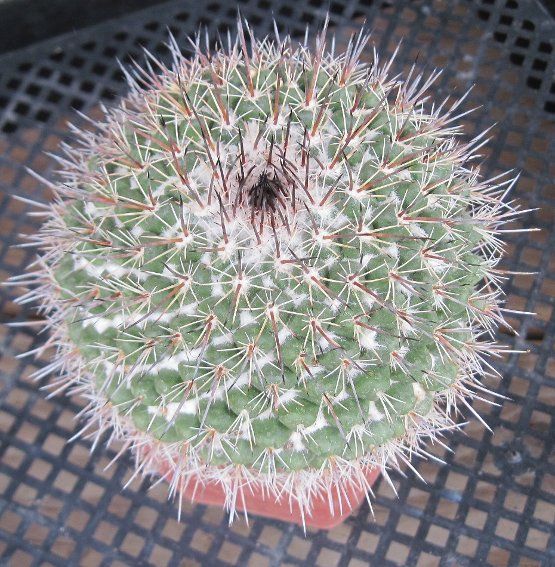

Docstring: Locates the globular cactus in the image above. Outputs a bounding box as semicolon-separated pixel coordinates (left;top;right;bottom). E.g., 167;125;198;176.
18;19;520;524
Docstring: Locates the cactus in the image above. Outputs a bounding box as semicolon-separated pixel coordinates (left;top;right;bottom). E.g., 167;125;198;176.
19;19;521;524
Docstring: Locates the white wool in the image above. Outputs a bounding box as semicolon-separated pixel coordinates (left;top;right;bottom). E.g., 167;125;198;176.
278;326;291;342
180;347;203;364
91;318;113;334
384;244;399;259
213;332;233;346
359;328;380;350
210;282;225;297
257;351;275;368
177;302;198;316
288;431;306;452
74;256;104;279
257;389;298;420
413;382;427;402
149;399;198;419
303;410;328;434
84;201;99;218
131;224;145;238
239;310;257;327
368;401;385;422
334;389;350;402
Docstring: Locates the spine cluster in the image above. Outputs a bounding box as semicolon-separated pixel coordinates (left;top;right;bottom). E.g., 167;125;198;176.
14;19;524;525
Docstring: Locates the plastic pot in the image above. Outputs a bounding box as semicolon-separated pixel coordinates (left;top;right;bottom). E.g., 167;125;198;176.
153;454;380;529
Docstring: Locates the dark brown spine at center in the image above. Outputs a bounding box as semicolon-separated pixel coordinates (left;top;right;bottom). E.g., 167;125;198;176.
247;172;288;212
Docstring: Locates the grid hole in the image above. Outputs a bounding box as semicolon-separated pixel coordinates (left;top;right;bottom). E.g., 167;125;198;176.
1;120;16;133
515;36;530;48
133;36;149;47
330;1;345;14
25;84;41;96
34;109;50;122
49;50;65;62
499;14;513;25
145;21;159;31
70;56;86;69
14;102;29;116
532;58;547;72
103;46;118;58
37;67;52;79
111;70;125;82
92;63;107;76
526;76;541;90
101;88;117;100
525;328;545;341
80;81;95;93
46;91;62;104
71;98;84;111
7;78;21;89
58;73;73;86
509;52;525;65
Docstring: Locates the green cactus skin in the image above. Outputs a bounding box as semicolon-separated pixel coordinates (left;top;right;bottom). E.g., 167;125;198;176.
19;19;519;524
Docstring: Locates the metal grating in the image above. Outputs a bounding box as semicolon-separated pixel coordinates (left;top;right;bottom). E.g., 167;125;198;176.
0;0;553;565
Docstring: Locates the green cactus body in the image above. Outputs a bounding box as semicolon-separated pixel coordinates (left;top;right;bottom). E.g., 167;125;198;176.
22;20;515;522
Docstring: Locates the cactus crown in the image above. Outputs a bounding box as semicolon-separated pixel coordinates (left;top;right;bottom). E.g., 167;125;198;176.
21;19;519;524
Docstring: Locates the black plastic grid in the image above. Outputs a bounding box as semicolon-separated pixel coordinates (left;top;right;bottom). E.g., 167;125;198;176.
0;1;553;566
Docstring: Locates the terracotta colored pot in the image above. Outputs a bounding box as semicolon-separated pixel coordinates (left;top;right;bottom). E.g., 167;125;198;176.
178;468;381;529
152;452;381;529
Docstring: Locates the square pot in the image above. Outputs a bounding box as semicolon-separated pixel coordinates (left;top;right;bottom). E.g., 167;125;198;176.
153;455;380;529
181;468;380;529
